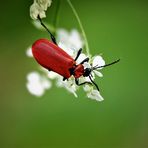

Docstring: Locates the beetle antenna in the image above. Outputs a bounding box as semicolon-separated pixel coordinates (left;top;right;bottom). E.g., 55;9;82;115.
93;59;120;70
37;15;57;45
89;75;100;91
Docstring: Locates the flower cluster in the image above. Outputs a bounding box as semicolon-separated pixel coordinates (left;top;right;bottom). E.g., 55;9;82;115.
27;0;105;101
30;0;52;19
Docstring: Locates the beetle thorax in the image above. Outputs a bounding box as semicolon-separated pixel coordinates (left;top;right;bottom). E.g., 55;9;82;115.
73;64;84;78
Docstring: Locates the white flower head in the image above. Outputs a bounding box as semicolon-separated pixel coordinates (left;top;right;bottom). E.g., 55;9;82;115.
58;42;74;56
57;29;84;57
92;55;105;69
36;0;52;11
83;84;104;101
26;47;33;57
76;53;87;64
26;72;51;96
87;89;104;101
92;55;105;77
56;76;78;97
30;0;52;20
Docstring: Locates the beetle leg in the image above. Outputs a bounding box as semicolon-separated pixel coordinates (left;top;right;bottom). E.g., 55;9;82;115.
75;78;92;86
89;75;100;91
63;77;67;81
74;48;82;61
37;15;57;45
80;57;89;64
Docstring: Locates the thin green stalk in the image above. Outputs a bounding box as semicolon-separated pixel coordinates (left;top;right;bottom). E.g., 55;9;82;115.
67;0;90;56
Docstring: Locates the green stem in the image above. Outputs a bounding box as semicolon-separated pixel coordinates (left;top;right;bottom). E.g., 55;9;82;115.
67;0;90;56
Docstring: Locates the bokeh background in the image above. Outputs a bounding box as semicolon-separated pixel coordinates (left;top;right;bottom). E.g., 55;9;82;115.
0;0;148;147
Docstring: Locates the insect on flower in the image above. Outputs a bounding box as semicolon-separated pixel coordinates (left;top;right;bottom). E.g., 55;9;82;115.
31;16;120;92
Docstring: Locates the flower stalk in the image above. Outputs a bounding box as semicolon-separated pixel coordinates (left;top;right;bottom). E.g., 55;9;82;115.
67;0;90;56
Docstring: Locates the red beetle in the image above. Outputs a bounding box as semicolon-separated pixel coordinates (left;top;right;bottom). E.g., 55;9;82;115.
32;16;120;91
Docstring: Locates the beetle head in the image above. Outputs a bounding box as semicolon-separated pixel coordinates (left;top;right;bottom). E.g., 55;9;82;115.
83;68;92;77
83;59;120;77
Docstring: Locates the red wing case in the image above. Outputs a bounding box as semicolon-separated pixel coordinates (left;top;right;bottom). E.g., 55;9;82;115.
32;39;76;78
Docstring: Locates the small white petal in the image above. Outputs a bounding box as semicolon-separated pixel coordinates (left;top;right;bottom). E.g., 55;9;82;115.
26;72;51;97
57;29;84;57
41;78;51;89
26;72;44;96
58;42;74;56
65;83;78;98
26;47;33;57
73;92;78;98
27;72;40;82
92;56;105;69
94;70;103;77
69;29;84;50
83;62;91;69
56;76;78;97
47;71;58;79
87;90;104;101
57;29;69;44
55;76;63;87
76;53;87;64
40;67;58;80
27;82;44;96
84;76;91;83
83;84;93;92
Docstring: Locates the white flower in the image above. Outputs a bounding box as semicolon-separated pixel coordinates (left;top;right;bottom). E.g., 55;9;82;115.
58;42;74;57
26;72;51;96
30;2;45;19
57;29;84;57
92;55;105;69
83;84;92;92
83;62;91;69
92;56;105;77
87;89;104;101
56;76;78;97
26;47;33;57
82;55;105;101
83;55;105;78
47;71;59;79
36;0;52;11
30;0;52;20
76;53;87;64
83;85;104;101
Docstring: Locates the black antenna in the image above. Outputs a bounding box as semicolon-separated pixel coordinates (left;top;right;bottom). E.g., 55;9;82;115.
37;15;57;45
93;59;120;70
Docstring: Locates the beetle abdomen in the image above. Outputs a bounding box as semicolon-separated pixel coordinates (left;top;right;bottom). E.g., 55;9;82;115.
32;39;76;78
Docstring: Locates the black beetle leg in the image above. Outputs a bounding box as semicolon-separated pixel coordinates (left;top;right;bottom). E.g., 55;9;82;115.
75;78;92;86
80;57;89;64
89;75;100;91
63;77;67;81
74;48;82;61
38;15;57;45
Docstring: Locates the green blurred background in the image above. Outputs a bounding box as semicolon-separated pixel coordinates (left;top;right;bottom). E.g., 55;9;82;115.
0;0;148;147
